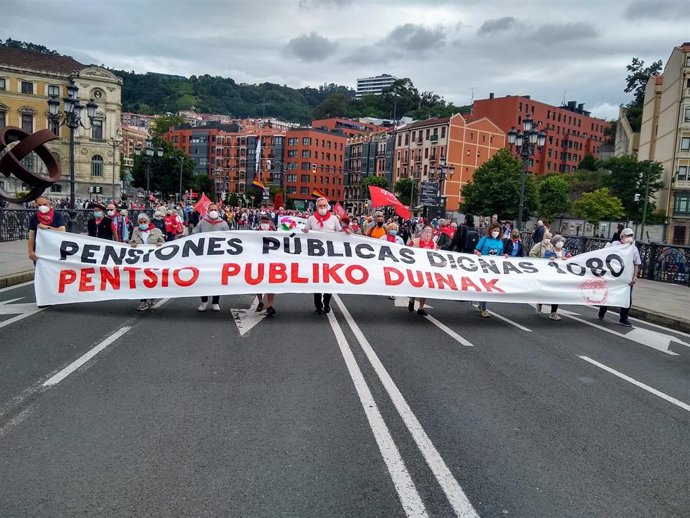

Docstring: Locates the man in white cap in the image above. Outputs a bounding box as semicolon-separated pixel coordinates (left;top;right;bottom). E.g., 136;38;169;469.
597;227;641;327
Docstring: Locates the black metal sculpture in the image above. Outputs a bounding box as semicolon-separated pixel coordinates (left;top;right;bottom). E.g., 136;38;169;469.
0;127;61;203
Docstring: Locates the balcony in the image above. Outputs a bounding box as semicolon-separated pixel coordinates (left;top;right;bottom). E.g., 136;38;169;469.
674;179;690;189
430;135;439;144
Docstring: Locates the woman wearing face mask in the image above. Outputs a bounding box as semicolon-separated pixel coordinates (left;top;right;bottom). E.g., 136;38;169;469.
129;213;165;311
535;234;572;321
381;222;405;245
473;223;504;317
406;225;438;316
502;229;524;258
151;210;166;233
192;204;230;312
28;196;66;264
254;214;278;316
529;231;553;259
87;203;116;241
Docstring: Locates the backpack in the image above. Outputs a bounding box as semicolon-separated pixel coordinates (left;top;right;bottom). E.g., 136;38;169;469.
462;225;479;253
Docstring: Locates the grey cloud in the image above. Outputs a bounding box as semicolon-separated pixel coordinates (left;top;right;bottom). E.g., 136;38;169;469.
534;22;598;41
383;23;446;51
623;0;685;20
478;17;517;34
298;0;353;8
285;32;338;62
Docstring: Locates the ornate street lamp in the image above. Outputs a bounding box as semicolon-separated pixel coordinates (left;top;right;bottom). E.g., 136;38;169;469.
507;117;546;229
47;78;98;209
135;138;163;205
431;153;455;219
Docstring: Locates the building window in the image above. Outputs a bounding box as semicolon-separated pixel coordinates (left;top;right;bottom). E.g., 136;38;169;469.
288;150;298;158
91;155;104;177
21;81;33;94
685;107;690;123
49;118;60;135
302;137;311;146
48;85;60;97
678;166;688;181
674;193;690;215
286;174;297;183
0;78;6;91
302;150;311;158
91;119;103;140
301;174;311;182
21;112;33;132
682;137;690;151
441;127;446;139
300;186;309;195
301;162;311;170
0;110;5;128
50;184;62;193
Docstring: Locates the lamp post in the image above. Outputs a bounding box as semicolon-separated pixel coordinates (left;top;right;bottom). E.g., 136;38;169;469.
134;137;163;206
640;165;652;242
47;79;98;209
507;118;546;230
173;154;185;203
107;131;122;200
431;153;455;219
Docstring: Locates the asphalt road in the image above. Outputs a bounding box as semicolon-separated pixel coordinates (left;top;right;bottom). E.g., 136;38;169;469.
0;282;688;517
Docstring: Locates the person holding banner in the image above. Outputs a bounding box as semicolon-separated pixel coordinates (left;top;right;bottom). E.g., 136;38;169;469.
474;223;504;318
130;213;166;311
366;211;388;239
407;225;437;316
534;234;571;321
597;228;641;327
28;196;65;264
302;197;343;315
193;203;229;312
255;213;277;317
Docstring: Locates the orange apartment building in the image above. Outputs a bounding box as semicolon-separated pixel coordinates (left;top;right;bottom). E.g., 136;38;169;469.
472;94;610;174
392;113;505;212
283;128;347;207
311;118;383;137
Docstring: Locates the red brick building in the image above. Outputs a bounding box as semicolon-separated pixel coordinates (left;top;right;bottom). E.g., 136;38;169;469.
283;128;347;206
471;95;610;174
311;118;382;137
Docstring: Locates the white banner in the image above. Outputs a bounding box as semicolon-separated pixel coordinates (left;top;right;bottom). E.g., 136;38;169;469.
35;230;635;307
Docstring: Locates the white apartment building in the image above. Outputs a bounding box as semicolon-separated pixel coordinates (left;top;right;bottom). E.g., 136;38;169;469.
356;74;398;99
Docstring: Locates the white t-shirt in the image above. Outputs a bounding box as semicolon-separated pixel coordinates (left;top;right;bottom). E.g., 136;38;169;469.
304;213;342;232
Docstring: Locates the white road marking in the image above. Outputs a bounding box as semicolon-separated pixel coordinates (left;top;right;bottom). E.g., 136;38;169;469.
487;310;532;332
581;305;690;340
579;356;690;413
150;298;170;309
0;281;33;293
0;407;33;439
393;298;433;309
333;294;479;518
0;304;44;330
0;297;24;304
42;326;132;387
326;310;428;517
231;298;267;337
561;313;680;356
424;314;474;347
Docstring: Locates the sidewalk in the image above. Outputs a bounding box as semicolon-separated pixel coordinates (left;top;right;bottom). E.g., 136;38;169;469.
1;239;688;332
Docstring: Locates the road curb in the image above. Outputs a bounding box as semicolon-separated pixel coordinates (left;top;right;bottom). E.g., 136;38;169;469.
629;307;690;334
0;270;34;289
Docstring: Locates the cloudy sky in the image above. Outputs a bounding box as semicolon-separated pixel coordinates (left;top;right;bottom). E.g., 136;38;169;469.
3;0;689;120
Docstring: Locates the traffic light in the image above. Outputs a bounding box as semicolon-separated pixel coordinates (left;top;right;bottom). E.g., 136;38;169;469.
312;163;317;173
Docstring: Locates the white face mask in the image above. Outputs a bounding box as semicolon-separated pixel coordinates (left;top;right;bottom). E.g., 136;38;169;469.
260;223;270;230
317;208;328;216
491;231;499;238
107;210;115;216
543;239;551;245
37;205;51;214
208;210;219;219
554;241;563;249
623;236;634;244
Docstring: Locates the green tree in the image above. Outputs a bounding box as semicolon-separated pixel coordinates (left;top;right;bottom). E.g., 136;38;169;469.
599;156;664;222
361;175;389;197
394;177;416;206
459;149;537;220
312;93;349;119
190;174;213;198
625;57;663;108
228;193;240;207
578;154;598;171
537;175;571;221
150;114;185;136
573;188;624;229
565;169;607;203
130;139;195;197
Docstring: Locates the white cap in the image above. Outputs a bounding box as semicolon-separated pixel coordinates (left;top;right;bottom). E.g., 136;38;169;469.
621;227;634;237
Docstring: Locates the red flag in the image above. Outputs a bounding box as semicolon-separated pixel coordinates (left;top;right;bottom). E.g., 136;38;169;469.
333;202;347;219
368;186;411;219
194;193;213;216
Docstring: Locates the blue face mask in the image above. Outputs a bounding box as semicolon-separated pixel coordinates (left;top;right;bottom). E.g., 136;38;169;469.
94;211;103;218
390;230;398;235
139;223;149;230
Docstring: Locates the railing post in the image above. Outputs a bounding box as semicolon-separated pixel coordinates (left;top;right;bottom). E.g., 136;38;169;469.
646;242;658;281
